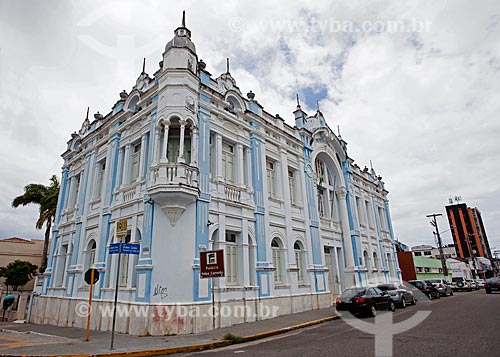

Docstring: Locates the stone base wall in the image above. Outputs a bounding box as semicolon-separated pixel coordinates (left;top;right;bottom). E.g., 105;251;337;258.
30;292;332;335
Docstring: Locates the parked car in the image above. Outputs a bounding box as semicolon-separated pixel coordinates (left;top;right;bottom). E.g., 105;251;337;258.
475;279;485;288
466;279;480;290
484;277;500;294
335;287;395;317
451;277;472;291
408;280;440;300
427;278;453;296
377;283;416;308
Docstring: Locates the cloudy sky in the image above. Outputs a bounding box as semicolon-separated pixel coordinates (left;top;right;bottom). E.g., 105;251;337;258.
1;0;499;251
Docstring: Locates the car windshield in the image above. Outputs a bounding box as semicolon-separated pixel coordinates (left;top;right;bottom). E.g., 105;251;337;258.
387;290;398;296
341;288;366;298
428;279;441;283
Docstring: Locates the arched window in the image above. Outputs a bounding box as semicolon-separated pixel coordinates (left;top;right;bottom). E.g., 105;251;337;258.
165;118;192;164
225;231;239;285
227;96;242;113
363;250;370;270
119;230;131;287
294;241;306;284
271;239;283;284
314;157;339;221
85;239;97;270
128;96;140;111
373;252;379;270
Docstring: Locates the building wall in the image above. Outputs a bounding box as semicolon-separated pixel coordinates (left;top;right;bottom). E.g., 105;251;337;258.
37;16;401;335
0;237;43;291
397;252;416;281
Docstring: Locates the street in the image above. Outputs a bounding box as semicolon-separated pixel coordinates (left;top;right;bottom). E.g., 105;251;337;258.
183;290;500;357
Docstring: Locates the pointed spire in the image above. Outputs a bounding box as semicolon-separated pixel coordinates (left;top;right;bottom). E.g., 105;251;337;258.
182;10;186;27
316;100;320;112
337;125;341;136
296;93;301;108
226;58;230;74
142;58;146;73
86;107;89;120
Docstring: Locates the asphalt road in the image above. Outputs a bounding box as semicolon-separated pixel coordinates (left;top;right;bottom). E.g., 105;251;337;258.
183;289;500;357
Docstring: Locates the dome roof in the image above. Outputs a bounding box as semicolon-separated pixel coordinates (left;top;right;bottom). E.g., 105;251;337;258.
165;32;196;54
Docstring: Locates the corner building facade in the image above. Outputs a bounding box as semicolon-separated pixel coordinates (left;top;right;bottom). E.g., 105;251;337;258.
34;17;401;335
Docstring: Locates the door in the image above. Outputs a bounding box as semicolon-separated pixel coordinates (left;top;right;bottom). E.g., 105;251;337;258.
324;247;336;295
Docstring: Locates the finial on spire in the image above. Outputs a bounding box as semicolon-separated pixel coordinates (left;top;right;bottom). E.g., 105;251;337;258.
182;10;186;27
316;100;320;111
226;58;230;73
296;94;301;108
142;58;146;73
86;107;90;120
337;125;341;136
370;160;373;170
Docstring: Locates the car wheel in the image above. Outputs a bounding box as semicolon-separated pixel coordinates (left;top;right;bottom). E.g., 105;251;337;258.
450;290;454;296
389;301;395;312
411;296;416;305
436;293;440;299
428;293;432;300
486;289;491;294
370;305;377;317
401;298;406;309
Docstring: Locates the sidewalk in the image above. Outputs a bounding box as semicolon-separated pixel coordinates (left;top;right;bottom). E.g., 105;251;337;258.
0;307;337;356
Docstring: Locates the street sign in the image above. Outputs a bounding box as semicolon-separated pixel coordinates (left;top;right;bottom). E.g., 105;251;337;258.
200;250;225;278
109;242;140;255
122;243;140;255
84;268;99;285
116;219;128;239
109;243;121;254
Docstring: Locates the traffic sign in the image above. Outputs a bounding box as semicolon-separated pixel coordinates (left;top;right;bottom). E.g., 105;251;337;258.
109;242;140;255
85;268;99;285
122;243;140;255
109;243;121;254
200;250;225;278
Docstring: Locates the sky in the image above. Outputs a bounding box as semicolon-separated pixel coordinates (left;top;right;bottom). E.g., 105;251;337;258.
1;0;499;251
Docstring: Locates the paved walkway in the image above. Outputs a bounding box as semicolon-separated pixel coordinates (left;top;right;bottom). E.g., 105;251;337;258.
0;307;337;356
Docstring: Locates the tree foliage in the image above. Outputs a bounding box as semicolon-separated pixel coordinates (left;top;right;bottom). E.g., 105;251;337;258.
0;260;38;292
12;175;60;271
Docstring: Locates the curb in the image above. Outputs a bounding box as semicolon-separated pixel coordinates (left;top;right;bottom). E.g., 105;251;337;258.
0;315;338;357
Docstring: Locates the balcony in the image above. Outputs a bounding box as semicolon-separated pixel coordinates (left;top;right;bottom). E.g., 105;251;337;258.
148;162;199;226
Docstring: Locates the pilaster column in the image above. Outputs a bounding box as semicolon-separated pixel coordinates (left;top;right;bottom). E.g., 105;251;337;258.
116;147;124;188
161;120;170;162
153;127;161;165
139;133;147;180
191;127;198;165
178;119;186;163
337;186;355;269
236;143;244;186
245;147;253;192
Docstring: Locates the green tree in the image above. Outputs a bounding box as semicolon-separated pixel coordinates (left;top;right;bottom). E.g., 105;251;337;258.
0;260;38;292
12;175;60;271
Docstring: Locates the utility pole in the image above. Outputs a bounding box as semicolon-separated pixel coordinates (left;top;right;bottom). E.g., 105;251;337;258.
427;213;449;277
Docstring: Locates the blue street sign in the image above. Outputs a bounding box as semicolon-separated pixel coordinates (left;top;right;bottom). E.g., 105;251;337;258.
109;243;120;254
122;243;140;255
109;242;140;254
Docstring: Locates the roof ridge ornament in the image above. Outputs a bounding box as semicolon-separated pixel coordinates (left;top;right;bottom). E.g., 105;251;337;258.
182;10;186;27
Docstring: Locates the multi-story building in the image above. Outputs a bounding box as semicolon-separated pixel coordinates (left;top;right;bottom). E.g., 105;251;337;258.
33;14;401;335
411;244;457;259
445;203;492;259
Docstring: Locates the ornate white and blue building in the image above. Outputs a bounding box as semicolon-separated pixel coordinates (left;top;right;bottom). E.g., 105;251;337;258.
33;14;401;335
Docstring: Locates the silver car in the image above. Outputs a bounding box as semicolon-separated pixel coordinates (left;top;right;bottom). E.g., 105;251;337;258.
427;278;453;296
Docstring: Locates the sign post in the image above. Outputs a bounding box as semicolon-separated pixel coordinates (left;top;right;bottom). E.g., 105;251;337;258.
110;219;127;350
200;250;224;340
84;268;99;341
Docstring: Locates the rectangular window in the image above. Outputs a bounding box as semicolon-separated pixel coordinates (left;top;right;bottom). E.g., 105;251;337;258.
95;161;106;198
209;135;215;178
288;169;296;204
131;143;141;181
356;197;364;225
296;251;304;284
365;201;373;227
225;232;238;285
167;127;180;163
272;248;282;284
329;190;337;220
222;142;235;184
318;189;325;217
72;175;81;208
267;160;276;198
57;244;68;286
119;231;131;287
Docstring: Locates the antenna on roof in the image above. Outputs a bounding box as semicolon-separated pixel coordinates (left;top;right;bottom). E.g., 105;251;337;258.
182;10;186;27
142;58;146;73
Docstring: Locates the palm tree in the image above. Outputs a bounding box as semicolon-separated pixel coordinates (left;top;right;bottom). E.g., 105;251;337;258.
12;175;60;271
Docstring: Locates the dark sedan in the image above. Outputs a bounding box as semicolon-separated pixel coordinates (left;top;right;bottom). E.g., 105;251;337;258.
408;280;440;300
484;277;500;294
335;287;395;317
377;283;416;308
